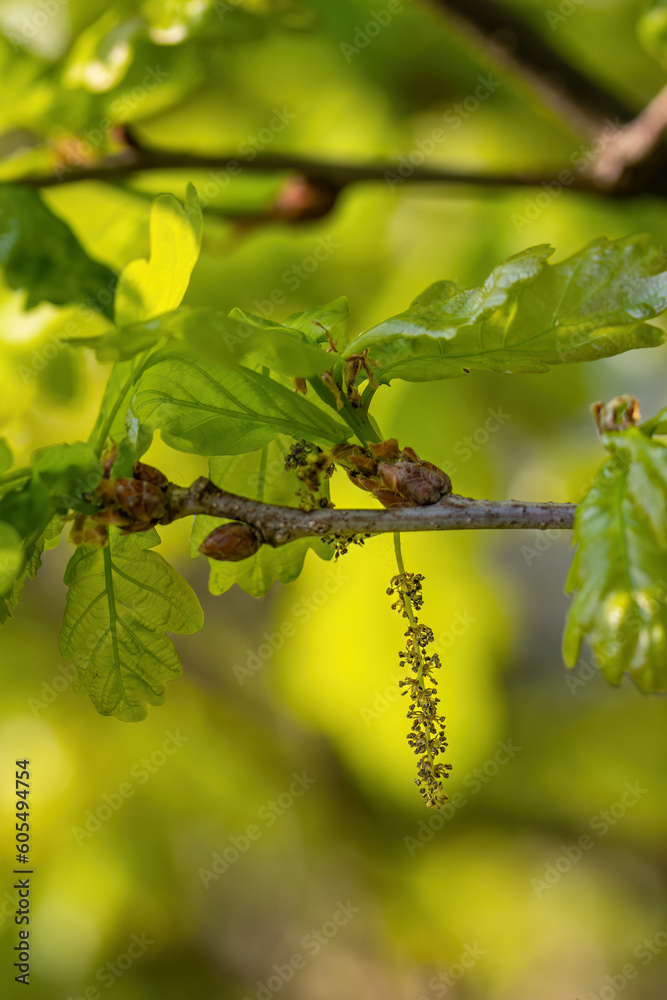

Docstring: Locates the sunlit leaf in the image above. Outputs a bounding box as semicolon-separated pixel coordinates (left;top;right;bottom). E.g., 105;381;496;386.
344;238;667;383
228;308;334;375
60;528;203;721
284;297;350;347
114;184;203;326
133;346;349;454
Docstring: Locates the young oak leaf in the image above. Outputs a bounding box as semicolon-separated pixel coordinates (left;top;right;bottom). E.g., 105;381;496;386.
60;528;203;721
227;309;336;376
0;515;64;624
343;237;667;382
133;346;349;455
564;426;667;693
114;184;203;327
283;297;350;347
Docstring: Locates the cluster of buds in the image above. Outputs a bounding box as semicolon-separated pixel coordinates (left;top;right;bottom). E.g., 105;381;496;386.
70;452;169;549
333;439;452;508
387;571;452;809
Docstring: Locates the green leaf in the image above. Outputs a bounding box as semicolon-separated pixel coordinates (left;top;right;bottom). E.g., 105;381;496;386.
76;304;337;378
0;442;100;622
60;528;203;721
228;309;335;375
114;185;203;327
284;297;350;347
0;439;12;476
0;185;117;317
638;2;667;68
31;441;102;513
133;346;349;455
190;438;332;597
0;515;64;624
564;426;667;693
88;357;148;453
0;522;23;597
63;9;139;93
344;238;667;383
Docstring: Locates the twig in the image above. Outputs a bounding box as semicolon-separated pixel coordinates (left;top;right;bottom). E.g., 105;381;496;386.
164;478;576;552
17;146;603;193
422;0;635;136
592;82;667;189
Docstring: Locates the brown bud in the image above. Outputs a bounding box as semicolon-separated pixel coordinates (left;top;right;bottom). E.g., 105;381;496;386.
368;439;401;462
113;479;166;522
199;522;262;562
378;461;452;506
133;461;170;489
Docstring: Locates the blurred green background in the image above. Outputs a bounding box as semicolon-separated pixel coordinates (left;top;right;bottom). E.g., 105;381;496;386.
1;0;667;997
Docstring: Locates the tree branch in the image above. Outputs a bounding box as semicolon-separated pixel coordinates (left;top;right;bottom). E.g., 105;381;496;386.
17;146;603;193
592;81;667;189
421;0;635;136
164;478;576;553
15;141;667;202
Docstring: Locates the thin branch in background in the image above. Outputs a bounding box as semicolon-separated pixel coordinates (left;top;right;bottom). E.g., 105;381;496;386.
10;2;667;206
421;0;636;136
592;82;667;189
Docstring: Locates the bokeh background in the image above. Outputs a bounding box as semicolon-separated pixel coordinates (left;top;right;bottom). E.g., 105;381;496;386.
1;0;667;997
